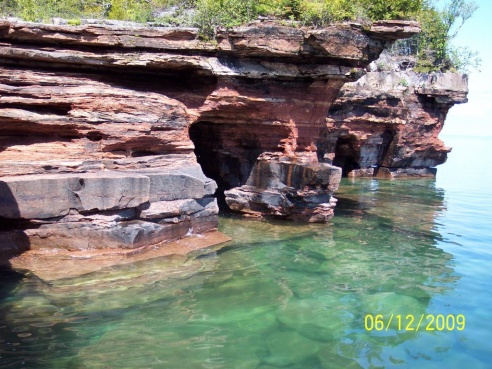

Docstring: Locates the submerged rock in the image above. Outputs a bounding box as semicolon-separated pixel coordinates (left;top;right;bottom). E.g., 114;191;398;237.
262;331;320;367
277;296;354;342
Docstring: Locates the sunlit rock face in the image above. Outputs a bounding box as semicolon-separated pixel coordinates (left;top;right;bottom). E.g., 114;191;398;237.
0;19;419;264
322;52;468;178
224;153;341;222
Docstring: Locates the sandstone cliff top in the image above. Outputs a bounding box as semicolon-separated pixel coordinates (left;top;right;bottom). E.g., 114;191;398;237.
0;19;419;64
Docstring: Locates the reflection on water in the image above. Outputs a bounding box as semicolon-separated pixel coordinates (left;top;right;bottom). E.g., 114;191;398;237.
0;176;488;368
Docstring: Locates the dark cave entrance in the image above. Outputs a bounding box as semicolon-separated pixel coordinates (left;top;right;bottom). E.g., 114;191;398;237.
189;121;270;211
333;135;360;177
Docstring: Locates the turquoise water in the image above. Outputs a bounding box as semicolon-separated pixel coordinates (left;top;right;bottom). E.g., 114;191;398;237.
0;135;491;368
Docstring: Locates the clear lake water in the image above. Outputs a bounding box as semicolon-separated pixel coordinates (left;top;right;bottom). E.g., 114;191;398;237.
0;135;491;368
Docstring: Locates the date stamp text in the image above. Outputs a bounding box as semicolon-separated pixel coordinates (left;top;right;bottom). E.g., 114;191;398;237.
364;314;466;332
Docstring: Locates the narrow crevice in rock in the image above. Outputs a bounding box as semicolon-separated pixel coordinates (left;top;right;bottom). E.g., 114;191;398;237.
377;128;396;165
0;103;72;115
0;217;34;231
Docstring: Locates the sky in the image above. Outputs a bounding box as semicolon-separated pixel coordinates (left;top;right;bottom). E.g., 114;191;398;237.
439;0;492;137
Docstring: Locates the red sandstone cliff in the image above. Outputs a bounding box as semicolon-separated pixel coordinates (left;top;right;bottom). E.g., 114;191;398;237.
322;52;468;178
0;19;419;267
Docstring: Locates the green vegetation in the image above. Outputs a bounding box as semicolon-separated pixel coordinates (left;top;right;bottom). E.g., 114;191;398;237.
398;77;409;87
406;0;480;73
0;0;480;72
0;0;425;26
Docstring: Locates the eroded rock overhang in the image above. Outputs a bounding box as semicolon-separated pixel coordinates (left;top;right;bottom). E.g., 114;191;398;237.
322;56;468;179
0;19;419;263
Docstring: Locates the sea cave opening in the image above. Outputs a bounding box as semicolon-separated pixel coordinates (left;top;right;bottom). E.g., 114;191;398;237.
332;135;361;177
189;121;264;211
189;120;291;212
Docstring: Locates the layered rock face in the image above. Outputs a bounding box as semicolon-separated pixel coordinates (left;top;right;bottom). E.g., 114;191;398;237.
322;54;468;178
0;19;418;263
190;22;420;220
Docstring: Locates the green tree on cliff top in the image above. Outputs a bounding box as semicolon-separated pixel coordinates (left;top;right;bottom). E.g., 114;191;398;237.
0;0;479;72
412;0;480;72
